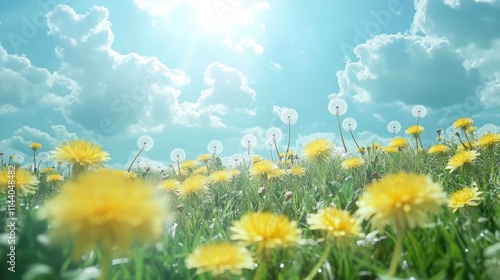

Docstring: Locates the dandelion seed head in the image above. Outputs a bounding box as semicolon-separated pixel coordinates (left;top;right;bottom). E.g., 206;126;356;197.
328;98;348;116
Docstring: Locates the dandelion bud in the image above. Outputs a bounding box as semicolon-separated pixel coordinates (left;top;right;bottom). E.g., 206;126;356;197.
258;186;266;197
284;191;293;200
176;205;185;213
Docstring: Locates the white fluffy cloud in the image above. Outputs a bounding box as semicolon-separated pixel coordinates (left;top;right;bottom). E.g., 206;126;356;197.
173;62;257;128
333;0;500;132
222;37;264;54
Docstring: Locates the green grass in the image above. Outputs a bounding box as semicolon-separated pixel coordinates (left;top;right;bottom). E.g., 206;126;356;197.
1;139;500;280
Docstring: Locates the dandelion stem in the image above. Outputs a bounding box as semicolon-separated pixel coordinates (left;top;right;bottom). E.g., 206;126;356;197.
336;114;348;153
388;231;404;277
32;150;37;174
304;243;332;280
285;122;291;166
127;145;145;172
99;251;111;280
253;244;267;280
273;139;281;162
349;129;361;150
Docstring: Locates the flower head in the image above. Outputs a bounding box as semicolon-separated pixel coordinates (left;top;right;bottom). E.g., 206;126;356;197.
405;125;424;136
476;133;500;149
328;98;348;116
209;170;233;184
428;144;450;155
307;207;361;240
41;167;55;173
288;165;305;176
198;154;212;163
137;135;154;151
0;168;39;195
180;160;198;170
178;175;209;198
302;138;334;161
387;121;401;134
250;160;277;180
207;140;223;155
445;150;480;173
453;118;474;130
412;105;427;118
342;118;357;131
389;137;409;150
341;157;365;170
30;142;42;151
170;148;186;162
356;172;447;232
46;174;64;182
266;127;283;142
280;108;299;125
185;243;254;276
447;187;483;213
39;171;170;259
230;212;302;249
51;140;110;168
241;134;258;149
382;146;399;153
161;179;181;192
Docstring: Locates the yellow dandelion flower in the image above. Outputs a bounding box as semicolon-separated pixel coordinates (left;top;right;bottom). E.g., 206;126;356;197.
382;146;399;153
39;171;170;259
389;137;409;149
447;187;483;213
229;169;241;176
341;157;364;170
180;160;198;170
51;140;110;170
41;167;55;173
369;143;381;150
453;118;473;130
427;144;450;155
0;167;39;195
209;170;232;184
178;175;209;198
46;174;64;182
250;160;277;180
185;243;254;276
193;166;208;175
302;138;334;161
161;179;180;192
476;133;500;149
251;155;263;164
268;168;285;180
356;172;447;232
230;212;302;249
198;154;211;163
279;152;286;159
466;126;476;134
30;142;42;151
405;125;424;136
289;165;305;176
307;207;361;239
445;150;480;173
356;147;366;154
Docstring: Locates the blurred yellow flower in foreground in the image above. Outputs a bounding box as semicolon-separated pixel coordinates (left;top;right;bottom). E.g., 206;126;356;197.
0;167;39;195
307;207;361;240
356;172;447;232
185;243;254;276
230;212;302;249
448;187;483;213
445;150;480;173
39;171;170;259
51;139;110;171
302;138;334;161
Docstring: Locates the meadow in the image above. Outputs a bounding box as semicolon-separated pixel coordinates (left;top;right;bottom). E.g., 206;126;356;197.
1;102;500;280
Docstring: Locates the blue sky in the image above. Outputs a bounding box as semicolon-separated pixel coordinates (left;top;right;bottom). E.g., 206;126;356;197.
1;0;499;169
